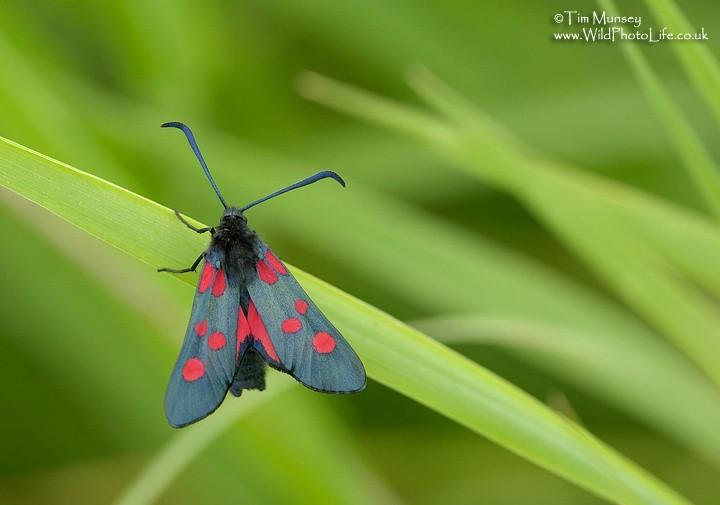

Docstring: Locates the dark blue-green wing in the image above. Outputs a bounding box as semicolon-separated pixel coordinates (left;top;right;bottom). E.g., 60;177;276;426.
164;247;243;428
245;241;366;393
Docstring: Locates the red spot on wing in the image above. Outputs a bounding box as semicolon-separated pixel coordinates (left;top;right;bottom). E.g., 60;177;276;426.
294;299;308;315
182;357;205;381
257;259;278;285
208;331;227;350
248;301;280;362
265;251;288;275
237;307;250;342
199;263;215;293
212;268;226;297
194;320;208;337
312;332;336;354
281;317;302;334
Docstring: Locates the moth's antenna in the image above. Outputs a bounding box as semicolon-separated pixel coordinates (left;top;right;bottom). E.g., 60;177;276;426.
162;122;228;209
240;171;345;212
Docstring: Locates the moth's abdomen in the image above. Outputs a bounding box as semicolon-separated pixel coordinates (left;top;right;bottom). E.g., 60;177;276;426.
230;348;267;397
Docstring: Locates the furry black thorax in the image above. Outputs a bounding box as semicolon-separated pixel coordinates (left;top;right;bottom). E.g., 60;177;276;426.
210;207;259;275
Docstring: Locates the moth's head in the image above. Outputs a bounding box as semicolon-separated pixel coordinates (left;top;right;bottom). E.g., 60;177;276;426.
221;207;248;225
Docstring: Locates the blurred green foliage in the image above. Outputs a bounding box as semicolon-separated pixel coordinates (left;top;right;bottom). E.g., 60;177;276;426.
1;1;720;504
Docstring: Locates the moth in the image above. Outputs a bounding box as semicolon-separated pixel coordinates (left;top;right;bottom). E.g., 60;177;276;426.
158;122;366;428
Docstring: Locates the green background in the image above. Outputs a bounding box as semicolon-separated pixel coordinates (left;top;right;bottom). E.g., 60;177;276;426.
1;1;720;504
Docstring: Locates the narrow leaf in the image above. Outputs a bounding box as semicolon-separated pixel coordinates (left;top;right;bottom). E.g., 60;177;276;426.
0;136;693;505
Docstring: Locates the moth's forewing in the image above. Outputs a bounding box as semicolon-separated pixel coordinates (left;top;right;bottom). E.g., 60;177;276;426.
164;247;242;427
245;241;366;393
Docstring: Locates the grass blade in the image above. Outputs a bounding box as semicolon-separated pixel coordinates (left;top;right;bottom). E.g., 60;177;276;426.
301;71;720;388
0;136;695;505
418;314;720;468
598;0;720;219
25;75;720;471
642;0;720;128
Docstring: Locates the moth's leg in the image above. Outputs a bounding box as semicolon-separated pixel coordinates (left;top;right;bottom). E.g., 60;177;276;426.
157;251;205;274
173;209;214;234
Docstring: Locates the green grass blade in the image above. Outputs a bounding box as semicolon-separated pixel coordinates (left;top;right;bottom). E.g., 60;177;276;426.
6;198;398;505
411;78;720;389
28;76;720;470
298;71;720;296
0;206;171;450
301;71;720;388
642;0;720;128
0;137;695;505
2;202;399;505
0;31;134;188
598;0;720;219
418;314;720;468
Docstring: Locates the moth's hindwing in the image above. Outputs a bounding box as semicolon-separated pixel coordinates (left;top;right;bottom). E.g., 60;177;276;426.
164;247;242;427
245;241;366;393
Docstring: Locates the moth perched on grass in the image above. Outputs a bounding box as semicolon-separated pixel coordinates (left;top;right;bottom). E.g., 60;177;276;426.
159;122;366;428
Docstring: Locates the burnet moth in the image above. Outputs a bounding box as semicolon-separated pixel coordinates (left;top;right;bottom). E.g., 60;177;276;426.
158;122;366;428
